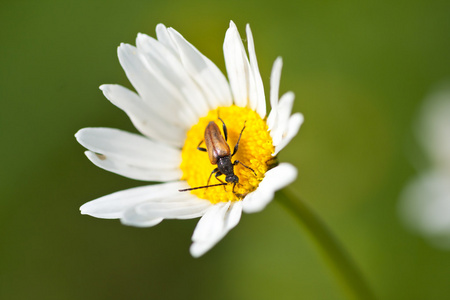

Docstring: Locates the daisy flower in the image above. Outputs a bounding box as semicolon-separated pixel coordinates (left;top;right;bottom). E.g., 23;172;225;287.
399;83;450;249
76;21;303;257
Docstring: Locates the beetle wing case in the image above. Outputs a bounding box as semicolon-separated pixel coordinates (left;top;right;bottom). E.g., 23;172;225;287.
204;121;230;164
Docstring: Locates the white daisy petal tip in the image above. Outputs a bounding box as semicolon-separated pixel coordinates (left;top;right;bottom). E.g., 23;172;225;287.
117;42;126;53
275;56;283;66
79;195;119;219
243;163;298;214
190;241;210;258
98;84;119;99
244;23;266;118
155;23;166;31
74;129;91;145
79;202;94;216
273;112;304;156
189;201;242;257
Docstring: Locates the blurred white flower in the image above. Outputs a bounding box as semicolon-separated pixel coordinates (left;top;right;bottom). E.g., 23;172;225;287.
399;83;450;249
76;21;303;257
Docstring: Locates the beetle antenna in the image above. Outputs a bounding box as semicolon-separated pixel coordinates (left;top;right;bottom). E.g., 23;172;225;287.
179;182;227;192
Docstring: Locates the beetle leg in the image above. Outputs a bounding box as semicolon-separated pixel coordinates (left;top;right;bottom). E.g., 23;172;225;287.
218;117;228;141
233;159;257;176
232;182;237;194
231;121;247;157
207;168;220;186
214;172;225;184
197;140;207;152
214;171;227;191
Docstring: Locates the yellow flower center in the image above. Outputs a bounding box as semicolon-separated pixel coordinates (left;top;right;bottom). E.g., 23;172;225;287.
180;105;275;204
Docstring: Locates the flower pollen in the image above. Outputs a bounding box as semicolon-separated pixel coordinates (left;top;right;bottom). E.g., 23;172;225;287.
180;105;274;203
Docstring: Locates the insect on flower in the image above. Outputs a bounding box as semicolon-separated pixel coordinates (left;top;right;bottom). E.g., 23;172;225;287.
76;21;304;257
179;118;256;194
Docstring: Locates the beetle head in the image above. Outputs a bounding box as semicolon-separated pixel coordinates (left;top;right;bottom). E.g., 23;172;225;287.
225;174;239;183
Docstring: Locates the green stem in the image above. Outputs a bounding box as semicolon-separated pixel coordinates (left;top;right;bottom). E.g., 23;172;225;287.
277;188;376;300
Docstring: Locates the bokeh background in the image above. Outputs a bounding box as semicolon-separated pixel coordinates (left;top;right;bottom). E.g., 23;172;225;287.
1;0;450;299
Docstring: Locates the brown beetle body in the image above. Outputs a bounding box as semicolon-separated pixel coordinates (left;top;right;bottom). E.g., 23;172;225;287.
179;118;256;194
204;121;230;165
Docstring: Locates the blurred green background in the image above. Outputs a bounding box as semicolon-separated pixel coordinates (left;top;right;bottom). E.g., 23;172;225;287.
1;0;450;299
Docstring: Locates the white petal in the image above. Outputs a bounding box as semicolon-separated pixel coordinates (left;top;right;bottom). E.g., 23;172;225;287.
85;150;182;182
190;201;243;257
80;181;187;219
122;193;211;227
155;24;178;57
270;91;295;146
223;21;251;108
246;24;266;118
76;125;183;181
75;127;181;169
136;33;211;116
191;202;230;244
100;84;186;147
167;27;233;108
243;163;297;213
118;43;197;127
274;113;304;156
267;57;283;131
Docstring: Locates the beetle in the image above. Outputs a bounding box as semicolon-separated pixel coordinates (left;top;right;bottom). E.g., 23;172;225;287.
179;118;256;194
